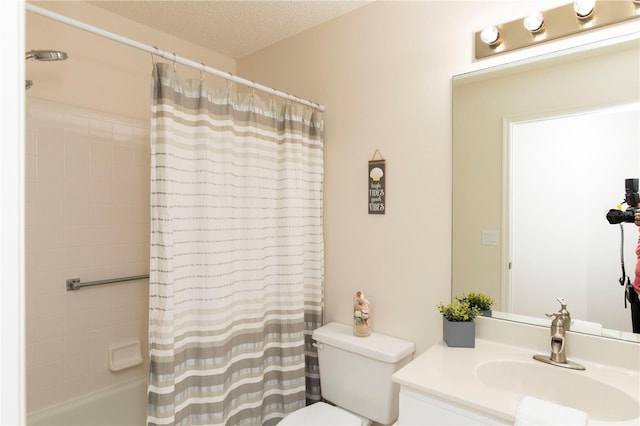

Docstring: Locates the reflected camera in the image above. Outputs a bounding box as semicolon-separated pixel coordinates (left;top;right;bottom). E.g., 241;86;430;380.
606;178;639;224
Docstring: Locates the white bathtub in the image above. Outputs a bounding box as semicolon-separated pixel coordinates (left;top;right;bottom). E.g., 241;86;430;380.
27;378;147;426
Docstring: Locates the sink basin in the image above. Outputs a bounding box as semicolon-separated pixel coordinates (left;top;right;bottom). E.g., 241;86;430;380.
476;360;640;422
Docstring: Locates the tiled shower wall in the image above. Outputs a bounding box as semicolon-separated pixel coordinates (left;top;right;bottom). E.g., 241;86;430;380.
25;98;150;413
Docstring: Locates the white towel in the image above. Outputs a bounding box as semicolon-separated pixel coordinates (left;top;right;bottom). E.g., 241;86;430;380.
514;396;588;425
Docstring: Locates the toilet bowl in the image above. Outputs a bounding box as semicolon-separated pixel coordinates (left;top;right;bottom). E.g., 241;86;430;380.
277;402;369;426
277;322;415;425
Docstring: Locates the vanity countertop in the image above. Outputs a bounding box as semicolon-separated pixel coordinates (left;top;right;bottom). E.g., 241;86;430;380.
391;338;640;425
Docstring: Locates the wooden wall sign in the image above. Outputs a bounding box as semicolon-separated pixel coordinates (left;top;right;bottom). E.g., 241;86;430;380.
368;150;386;214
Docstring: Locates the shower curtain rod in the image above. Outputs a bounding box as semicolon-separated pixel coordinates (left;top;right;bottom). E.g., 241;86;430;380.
25;3;325;112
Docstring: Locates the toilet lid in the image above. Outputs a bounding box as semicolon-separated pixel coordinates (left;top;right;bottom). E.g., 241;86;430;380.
278;402;364;425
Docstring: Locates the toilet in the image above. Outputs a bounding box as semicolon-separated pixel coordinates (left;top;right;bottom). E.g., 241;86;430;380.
278;322;415;425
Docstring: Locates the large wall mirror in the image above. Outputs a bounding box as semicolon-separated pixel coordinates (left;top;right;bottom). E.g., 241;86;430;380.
452;34;640;343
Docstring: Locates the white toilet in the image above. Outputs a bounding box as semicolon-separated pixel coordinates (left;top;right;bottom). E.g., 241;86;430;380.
278;322;415;426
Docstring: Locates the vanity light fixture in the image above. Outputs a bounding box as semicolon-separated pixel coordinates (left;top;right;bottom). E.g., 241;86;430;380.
523;12;545;33
475;1;640;59
480;26;501;46
573;0;596;19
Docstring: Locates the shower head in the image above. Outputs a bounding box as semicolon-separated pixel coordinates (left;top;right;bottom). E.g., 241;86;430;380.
26;50;68;61
25;50;68;90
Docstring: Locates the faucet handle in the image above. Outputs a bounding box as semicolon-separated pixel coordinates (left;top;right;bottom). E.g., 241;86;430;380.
556;297;567;308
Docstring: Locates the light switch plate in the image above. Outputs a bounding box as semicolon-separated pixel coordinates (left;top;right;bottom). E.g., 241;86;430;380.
481;230;499;246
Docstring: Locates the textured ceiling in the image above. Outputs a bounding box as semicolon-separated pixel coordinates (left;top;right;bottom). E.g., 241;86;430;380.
89;1;372;59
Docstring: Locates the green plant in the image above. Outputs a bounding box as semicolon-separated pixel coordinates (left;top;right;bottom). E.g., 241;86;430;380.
457;292;494;311
437;300;480;322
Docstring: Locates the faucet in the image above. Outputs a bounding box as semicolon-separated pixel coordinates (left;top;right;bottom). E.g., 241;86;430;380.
555;297;571;331
533;299;585;370
547;311;567;363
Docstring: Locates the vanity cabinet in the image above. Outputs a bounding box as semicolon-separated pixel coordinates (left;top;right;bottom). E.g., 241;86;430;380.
398;387;507;425
392;332;640;426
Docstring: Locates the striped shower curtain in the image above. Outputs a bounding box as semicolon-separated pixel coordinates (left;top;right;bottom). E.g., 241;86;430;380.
147;63;324;426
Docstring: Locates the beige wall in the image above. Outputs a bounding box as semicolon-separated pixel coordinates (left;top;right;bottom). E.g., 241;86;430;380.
236;0;627;355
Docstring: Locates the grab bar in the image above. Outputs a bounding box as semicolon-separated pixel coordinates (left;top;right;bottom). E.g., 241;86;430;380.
66;274;149;291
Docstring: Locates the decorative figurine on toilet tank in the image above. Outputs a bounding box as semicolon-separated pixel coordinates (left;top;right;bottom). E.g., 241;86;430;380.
353;291;371;337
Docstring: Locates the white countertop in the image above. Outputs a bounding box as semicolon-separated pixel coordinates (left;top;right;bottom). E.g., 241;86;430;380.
392;338;640;425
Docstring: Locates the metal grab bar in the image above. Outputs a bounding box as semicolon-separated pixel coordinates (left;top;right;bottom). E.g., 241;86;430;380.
66;274;149;291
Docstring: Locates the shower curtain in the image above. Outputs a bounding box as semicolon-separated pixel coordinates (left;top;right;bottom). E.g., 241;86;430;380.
147;63;324;426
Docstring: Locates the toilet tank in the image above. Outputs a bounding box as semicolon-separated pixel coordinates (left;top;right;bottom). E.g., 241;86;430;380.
312;322;415;425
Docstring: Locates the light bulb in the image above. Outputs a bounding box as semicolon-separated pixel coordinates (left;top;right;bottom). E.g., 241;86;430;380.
480;26;500;46
573;0;596;19
523;12;544;33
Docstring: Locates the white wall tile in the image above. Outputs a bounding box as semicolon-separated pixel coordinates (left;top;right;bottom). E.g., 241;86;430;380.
34;338;66;366
63;181;91;225
112;205;134;224
63;353;91;380
64;291;90;315
28;366;66;410
64;137;91;181
36;138;65;181
113;145;134;180
91;182;115;205
87;306;115;332
35;178;63;205
89;119;113;142
26;100;150;413
36;109;64;132
35;248;66;273
90;143;113;183
63;375;92;402
25;225;37;253
113;124;134;145
63;224;94;247
35;315;66;342
25;110;37;158
63;115;89;137
26;155;37;180
64;331;89;357
32;270;65;297
87;224;116;246
102;112;135;127
64;246;93;272
35;203;64;226
34;292;66;320
87;368;114;391
33;225;65;250
63;312;90;338
62;104;103;121
88;202;117;225
133;129;150;146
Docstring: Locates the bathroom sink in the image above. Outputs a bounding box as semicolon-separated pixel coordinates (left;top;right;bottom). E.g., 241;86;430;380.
476;360;640;422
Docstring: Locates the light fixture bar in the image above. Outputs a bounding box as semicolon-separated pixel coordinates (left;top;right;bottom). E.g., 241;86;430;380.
475;1;639;59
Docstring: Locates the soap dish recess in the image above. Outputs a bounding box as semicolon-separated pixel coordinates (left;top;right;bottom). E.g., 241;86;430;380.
108;340;143;372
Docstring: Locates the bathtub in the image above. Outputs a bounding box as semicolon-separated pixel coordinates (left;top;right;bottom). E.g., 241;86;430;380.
27;378;147;426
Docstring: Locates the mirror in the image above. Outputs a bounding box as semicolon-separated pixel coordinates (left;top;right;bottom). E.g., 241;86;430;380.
452;34;640;343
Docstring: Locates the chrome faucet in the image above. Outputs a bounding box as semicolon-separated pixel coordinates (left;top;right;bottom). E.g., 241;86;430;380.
533;299;585;370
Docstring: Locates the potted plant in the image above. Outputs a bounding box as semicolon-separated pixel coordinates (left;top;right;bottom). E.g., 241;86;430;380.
458;292;494;317
437;300;480;348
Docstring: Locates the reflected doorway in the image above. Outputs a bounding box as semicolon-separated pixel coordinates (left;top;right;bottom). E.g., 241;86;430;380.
506;104;640;332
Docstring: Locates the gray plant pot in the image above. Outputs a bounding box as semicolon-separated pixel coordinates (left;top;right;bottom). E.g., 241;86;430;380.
443;318;475;348
480;309;492;317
